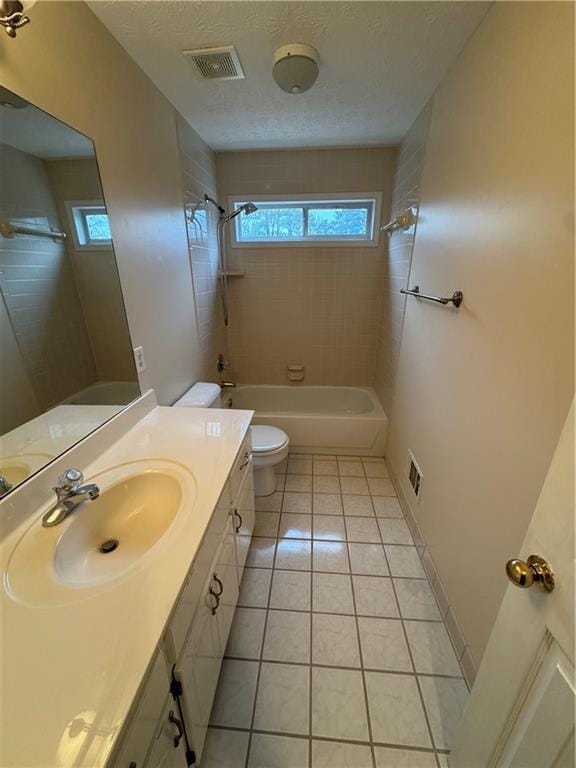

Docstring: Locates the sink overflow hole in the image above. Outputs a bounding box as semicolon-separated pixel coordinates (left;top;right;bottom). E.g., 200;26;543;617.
99;539;119;554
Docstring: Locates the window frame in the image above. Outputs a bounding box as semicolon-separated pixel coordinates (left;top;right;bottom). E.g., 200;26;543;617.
65;200;113;250
228;192;383;248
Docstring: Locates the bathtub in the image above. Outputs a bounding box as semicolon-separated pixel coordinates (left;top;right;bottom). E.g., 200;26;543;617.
227;385;387;456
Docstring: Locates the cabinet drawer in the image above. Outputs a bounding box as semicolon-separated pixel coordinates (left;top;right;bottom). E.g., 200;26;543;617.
168;483;231;658
109;650;170;768
228;432;252;501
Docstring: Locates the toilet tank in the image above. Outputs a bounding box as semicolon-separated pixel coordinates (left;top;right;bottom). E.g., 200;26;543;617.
173;382;221;408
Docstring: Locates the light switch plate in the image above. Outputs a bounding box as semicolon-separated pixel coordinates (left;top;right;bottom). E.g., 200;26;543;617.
133;346;146;374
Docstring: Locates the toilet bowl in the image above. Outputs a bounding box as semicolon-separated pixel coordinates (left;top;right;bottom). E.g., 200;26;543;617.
250;425;290;497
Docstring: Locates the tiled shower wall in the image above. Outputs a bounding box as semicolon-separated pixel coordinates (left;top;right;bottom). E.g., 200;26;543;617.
373;103;433;414
177;115;227;382
216;148;396;386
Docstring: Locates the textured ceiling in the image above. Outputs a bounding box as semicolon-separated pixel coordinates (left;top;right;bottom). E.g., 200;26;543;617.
88;1;491;150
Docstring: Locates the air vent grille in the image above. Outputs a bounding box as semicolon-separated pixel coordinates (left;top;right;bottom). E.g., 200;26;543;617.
183;46;245;81
407;451;423;500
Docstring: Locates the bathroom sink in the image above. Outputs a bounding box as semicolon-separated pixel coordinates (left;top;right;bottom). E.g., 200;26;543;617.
5;461;195;607
0;452;53;485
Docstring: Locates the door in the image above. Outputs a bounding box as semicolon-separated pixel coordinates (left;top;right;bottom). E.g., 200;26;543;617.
232;461;255;581
451;404;575;767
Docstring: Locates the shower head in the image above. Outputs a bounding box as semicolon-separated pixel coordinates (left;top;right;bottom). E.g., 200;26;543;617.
223;202;258;223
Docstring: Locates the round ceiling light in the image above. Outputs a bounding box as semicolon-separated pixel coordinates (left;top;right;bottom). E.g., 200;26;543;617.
272;43;320;95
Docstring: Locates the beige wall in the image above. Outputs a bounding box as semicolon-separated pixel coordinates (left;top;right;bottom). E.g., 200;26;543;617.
216;148;396;386
177;115;227;380
387;1;574;667
374;103;432;413
0;144;98;411
45;158;136;384
0;0;202;406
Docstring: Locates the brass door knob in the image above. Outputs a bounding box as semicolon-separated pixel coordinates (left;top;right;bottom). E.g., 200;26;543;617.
506;555;555;592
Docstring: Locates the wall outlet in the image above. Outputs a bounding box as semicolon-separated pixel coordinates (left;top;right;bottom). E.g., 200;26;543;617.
133;346;146;374
407;450;423;501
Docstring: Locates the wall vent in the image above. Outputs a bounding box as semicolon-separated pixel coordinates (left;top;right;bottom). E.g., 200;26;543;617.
407;450;423;500
183;46;245;81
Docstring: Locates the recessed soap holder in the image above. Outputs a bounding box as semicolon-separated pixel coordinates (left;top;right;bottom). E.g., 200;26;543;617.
287;365;305;382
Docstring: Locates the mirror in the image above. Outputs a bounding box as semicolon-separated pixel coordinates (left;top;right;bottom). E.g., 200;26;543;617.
0;87;140;497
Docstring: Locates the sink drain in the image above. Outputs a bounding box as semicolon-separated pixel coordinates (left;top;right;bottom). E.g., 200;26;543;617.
99;539;119;554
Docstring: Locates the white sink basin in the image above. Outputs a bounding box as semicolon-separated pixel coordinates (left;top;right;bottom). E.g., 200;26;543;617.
5;460;195;607
0;452;53;485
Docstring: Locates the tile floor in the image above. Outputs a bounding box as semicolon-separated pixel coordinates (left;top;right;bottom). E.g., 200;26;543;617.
204;455;469;768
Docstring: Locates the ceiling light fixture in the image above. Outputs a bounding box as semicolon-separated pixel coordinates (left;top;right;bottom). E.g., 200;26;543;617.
0;0;36;37
273;43;320;95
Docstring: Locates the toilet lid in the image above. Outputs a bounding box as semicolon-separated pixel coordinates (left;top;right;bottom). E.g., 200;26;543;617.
251;425;288;453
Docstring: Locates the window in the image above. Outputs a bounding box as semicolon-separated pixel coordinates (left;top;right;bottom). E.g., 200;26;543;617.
230;193;381;247
66;201;112;249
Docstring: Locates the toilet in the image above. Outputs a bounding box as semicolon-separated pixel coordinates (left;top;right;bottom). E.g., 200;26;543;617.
174;382;290;497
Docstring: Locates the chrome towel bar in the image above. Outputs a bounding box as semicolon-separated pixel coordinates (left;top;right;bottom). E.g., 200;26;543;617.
0;221;66;242
401;285;463;308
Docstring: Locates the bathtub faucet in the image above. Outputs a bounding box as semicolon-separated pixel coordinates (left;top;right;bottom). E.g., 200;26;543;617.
221;381;236;389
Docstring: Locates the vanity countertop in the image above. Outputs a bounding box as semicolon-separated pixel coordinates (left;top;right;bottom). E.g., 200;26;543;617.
0;405;253;768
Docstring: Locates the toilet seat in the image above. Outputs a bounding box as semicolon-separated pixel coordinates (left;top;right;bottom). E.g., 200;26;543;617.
251;425;288;455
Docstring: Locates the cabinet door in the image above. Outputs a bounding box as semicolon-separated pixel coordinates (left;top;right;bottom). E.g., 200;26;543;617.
145;702;189;768
214;516;240;654
231;462;255;584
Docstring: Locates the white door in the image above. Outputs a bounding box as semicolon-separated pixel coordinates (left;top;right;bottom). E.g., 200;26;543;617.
451;404;575;767
232;462;255;581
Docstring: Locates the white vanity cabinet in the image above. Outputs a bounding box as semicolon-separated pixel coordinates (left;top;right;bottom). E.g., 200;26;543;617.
108;433;254;768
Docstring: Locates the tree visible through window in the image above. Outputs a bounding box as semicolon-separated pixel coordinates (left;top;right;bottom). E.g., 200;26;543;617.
232;196;379;245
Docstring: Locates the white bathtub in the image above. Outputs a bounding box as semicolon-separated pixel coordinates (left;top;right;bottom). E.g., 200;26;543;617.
227;385;387;456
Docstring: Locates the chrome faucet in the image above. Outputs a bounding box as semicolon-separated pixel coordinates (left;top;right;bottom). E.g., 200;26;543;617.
0;475;13;497
42;469;99;528
220;381;236;389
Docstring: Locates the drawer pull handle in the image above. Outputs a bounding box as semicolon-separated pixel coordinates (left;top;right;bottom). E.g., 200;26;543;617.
212;573;224;596
234;509;243;533
168;710;184;748
208;589;220;615
239;452;250;470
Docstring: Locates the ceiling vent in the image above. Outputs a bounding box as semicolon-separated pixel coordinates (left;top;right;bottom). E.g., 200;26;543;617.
183;45;245;81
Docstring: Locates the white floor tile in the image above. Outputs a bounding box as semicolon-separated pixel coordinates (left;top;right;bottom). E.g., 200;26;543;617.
374;747;437;767
279;513;313;539
313;515;346;541
247;538;276;568
312;740;372;768
405;621;462;676
342;495;375;517
202;728;250;768
365;671;431;748
394;579;441;620
270;569;311;611
313;493;343;515
358;617;412;672
373;497;403;518
239;568;272;608
337;455;361;462
363;462;390;478
256;492;284;512
248;733;309;768
385;546;426;578
285;475;313;493
419;676;469;750
263;610;311;663
345;516;381;543
210;659;259;728
340;476;370;495
226;607;267;659
283;492;313;514
313;459;338;476
276;540;312;570
312;667;369;741
349;543;389;576
367;478;397;496
254;662;310;735
313;475;341;493
338;460;365;477
313;572;355;614
287;458;313;475
378;519;414;545
312;613;360;667
353;575;400;618
254;511;280;538
313;541;350;573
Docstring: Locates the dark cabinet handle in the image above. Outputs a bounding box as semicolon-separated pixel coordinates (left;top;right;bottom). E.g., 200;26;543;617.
168;710;184;748
208;587;220;615
239;452;250;470
233;509;243;533
211;573;224;596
